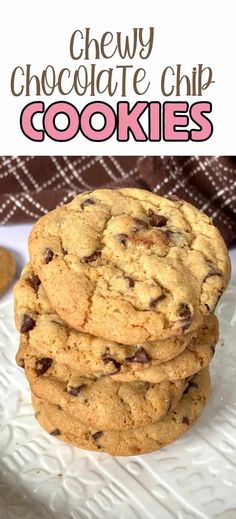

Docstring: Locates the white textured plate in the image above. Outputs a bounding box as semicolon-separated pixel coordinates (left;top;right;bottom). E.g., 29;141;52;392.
0;285;236;519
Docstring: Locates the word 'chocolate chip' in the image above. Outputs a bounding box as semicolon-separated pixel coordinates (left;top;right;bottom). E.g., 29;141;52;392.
133;218;148;232
50;428;61;436
43;248;54;264
29;274;41;292
148;209;167;227
81;198;95;210
92;431;103;442
116;233;129;246
20;314;36;333
126;347;151;364
84;250;101;263
182;416;190;425
35;357;52;375
102;354;121;371
67;384;86;396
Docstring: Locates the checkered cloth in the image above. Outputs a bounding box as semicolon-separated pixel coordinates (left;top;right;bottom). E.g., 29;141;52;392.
0;156;235;246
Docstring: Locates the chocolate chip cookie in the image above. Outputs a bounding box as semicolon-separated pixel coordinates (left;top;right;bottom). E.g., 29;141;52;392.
28;189;230;344
32;368;210;456
22;345;186;430
15;263;208;381
17;312;218;384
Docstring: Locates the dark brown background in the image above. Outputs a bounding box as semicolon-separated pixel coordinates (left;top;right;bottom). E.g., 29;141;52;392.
0;156;235;246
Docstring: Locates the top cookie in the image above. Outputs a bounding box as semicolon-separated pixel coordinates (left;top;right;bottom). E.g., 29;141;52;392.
28;188;231;345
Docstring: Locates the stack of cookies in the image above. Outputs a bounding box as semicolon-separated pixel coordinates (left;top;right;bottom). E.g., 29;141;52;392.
14;189;231;456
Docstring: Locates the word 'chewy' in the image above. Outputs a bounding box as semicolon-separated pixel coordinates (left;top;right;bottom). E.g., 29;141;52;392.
20;100;213;142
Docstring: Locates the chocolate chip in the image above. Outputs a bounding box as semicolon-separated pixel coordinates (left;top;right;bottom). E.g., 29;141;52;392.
182;416;190;425
91;431;103;442
83;251;101;263
148;209;167;227
57;405;62;411
67;384;86;396
133;218;148;232
35;357;52;375
20;314;36;333
102;354;121;371
18;359;25;369
126;347;151;364
116;233;129;246
81;198;95;210
149;294;165;308
43;248;54;264
125;276;135;288
50;428;61;436
29;274;41;292
179;304;191;319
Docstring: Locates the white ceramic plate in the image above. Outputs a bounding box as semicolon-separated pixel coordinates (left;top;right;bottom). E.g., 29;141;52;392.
0;285;236;519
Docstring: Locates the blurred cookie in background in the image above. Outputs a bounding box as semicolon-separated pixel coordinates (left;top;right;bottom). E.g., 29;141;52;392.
0;247;16;296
